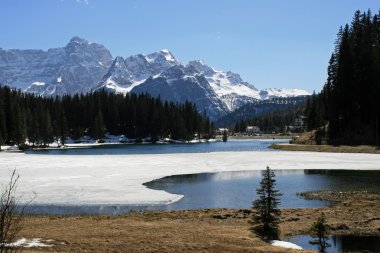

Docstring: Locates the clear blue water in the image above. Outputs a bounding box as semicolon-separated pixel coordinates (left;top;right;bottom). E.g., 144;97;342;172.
25;139;288;155
287;234;380;253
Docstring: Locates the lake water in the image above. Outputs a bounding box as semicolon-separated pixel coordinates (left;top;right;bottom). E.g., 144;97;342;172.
25;170;380;215
145;170;380;210
287;234;380;253
25;138;288;155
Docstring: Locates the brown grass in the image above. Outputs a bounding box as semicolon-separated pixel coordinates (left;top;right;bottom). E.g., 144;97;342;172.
20;209;308;253
17;192;380;253
270;143;380;154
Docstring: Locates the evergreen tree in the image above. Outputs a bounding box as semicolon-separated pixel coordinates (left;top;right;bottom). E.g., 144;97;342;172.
0;86;212;147
40;110;54;146
222;130;228;142
310;213;330;253
92;111;106;140
305;9;380;145
0;104;6;149
251;166;282;239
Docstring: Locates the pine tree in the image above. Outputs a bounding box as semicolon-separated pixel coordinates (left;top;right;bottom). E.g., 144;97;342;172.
40;110;54;146
92;111;106;140
0;105;6;150
222;130;228;142
251;166;282;239
310;213;330;253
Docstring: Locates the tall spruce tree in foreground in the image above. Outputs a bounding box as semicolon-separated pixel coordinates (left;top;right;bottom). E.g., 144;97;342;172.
251;166;282;239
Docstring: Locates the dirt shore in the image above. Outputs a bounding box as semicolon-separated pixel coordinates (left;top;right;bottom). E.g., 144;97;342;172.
270;143;380;154
17;191;380;253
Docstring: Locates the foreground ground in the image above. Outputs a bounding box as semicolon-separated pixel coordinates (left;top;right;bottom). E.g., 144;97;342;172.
271;143;380;154
19;191;380;253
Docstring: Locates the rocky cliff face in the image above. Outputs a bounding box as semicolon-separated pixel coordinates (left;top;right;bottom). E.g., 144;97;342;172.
0;36;113;95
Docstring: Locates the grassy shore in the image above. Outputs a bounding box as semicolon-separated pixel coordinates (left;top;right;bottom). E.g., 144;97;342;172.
18;191;380;253
270;143;380;154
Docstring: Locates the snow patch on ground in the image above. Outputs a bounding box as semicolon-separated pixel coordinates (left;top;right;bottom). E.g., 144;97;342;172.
0;151;380;206
7;238;52;248
270;240;302;250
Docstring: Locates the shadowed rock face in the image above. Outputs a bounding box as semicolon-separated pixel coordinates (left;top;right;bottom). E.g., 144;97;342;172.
0;36;113;95
131;65;229;120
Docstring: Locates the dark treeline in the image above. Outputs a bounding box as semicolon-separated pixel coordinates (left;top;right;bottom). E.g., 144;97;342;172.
0;86;213;148
216;96;307;128
306;9;380;145
234;102;305;133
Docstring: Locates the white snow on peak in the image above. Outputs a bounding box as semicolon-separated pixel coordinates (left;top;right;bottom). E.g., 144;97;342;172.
31;81;46;86
144;49;177;63
262;88;311;99
160;49;176;62
104;77;146;94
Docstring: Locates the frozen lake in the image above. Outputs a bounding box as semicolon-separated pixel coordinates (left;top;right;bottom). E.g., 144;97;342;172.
1;139;380;214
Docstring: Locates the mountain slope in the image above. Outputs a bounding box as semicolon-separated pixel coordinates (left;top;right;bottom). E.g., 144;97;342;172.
131;65;229;119
0;36;113;95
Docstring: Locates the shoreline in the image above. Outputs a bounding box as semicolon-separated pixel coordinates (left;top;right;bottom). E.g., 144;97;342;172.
270;143;380;154
1;138;222;152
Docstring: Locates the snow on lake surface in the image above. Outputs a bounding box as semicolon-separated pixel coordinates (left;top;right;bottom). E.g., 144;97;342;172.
1;144;380;206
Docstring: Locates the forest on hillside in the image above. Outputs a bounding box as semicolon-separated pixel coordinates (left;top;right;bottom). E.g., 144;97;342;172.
0;86;213;148
215;96;307;128
305;10;380;145
233;101;305;133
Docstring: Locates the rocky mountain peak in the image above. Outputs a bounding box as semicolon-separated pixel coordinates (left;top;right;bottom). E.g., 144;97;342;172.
68;36;89;45
187;60;216;76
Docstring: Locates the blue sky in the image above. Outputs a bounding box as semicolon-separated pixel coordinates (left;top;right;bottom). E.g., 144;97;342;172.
1;0;379;92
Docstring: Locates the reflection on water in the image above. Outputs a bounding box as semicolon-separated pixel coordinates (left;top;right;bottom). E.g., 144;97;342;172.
25;139;288;155
145;170;380;211
287;234;380;253
25;170;380;215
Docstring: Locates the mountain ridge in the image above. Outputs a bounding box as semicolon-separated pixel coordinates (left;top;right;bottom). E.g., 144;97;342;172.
0;36;310;120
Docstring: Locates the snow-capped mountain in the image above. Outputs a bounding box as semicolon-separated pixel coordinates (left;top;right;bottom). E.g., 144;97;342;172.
96;54;310;119
97;50;179;94
0;37;310;119
0;36;113;95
